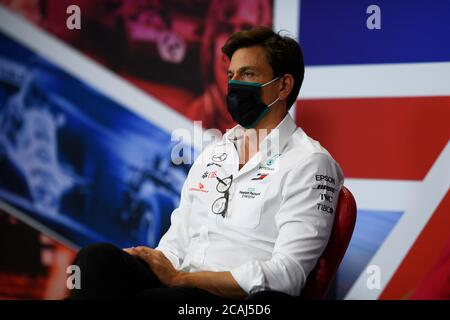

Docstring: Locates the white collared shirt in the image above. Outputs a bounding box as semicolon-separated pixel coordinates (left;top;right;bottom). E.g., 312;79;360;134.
156;113;344;296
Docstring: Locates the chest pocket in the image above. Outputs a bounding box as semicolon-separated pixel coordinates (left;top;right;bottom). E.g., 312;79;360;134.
224;180;269;229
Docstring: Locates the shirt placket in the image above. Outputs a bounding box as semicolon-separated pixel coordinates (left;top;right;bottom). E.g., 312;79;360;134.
211;142;239;225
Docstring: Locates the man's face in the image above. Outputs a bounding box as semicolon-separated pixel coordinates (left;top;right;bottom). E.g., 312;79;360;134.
227;46;279;107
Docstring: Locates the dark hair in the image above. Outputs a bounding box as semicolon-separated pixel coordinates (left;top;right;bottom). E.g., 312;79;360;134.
221;26;305;110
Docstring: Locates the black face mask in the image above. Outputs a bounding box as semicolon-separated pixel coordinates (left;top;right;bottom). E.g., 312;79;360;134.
226;77;280;128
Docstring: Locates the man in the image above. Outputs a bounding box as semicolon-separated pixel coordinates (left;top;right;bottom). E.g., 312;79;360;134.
70;26;344;300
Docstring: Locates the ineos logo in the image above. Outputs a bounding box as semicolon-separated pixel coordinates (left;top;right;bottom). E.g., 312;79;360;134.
212;153;227;162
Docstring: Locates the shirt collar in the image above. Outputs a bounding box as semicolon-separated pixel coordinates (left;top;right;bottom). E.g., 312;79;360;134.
221;112;297;162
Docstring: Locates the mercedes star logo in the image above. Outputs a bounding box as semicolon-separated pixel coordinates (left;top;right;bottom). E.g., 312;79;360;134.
212;152;228;162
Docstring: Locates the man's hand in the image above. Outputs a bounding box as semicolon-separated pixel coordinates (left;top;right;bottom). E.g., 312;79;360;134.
124;246;247;299
124;246;181;287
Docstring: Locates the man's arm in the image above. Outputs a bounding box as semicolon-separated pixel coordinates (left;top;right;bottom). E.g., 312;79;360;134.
126;246;247;299
175;271;247;299
230;153;344;296
154;171;192;269
155;145;215;268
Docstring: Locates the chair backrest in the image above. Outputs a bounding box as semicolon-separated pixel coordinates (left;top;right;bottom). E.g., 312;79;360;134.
299;186;357;299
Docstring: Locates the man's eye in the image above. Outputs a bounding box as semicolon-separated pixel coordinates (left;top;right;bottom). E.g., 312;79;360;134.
243;72;254;78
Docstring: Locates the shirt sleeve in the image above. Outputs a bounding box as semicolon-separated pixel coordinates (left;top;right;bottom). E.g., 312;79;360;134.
155;171;192;270
230;153;344;296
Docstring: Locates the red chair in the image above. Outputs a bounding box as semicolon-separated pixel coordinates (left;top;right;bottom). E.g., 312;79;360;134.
300;186;357;299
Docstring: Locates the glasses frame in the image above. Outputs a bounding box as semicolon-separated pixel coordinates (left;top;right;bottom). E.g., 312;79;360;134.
211;174;233;218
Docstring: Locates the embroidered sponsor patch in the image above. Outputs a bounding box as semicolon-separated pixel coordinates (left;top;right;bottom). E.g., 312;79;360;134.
251;173;269;181
189;182;209;193
211;152;227;162
239;187;261;199
316;203;334;214
201;171;217;179
264;154;280;166
312;173;337;214
206;162;222;168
